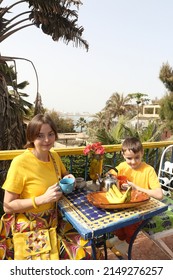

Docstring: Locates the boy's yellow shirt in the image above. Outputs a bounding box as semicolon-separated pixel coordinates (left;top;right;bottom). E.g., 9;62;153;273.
116;161;160;190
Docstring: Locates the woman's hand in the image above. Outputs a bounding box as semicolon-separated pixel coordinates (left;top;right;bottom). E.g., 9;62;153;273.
37;184;63;205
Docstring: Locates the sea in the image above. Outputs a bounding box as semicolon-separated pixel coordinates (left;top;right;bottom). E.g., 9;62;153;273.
61;114;93;132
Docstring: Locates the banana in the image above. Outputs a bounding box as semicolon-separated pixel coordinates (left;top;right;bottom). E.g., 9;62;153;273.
112;184;122;198
106;192;117;203
124;186;132;203
106;186;132;204
106;187;122;203
108;187;117;198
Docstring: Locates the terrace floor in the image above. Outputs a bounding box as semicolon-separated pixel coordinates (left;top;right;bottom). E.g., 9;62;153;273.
105;231;173;260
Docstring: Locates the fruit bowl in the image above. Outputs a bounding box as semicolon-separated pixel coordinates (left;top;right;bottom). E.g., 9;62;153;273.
87;189;150;209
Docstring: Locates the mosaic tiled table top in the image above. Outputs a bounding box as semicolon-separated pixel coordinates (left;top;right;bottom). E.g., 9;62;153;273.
58;189;168;239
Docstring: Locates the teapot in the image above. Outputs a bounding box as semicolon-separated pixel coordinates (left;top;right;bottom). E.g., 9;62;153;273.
97;165;119;192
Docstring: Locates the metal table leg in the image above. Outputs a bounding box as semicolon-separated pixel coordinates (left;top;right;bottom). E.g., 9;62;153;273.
91;234;108;259
128;218;151;260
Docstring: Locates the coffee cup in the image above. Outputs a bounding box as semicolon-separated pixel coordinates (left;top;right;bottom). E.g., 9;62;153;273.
59;177;75;194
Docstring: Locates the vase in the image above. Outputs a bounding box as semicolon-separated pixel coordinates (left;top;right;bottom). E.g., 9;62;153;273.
89;155;103;184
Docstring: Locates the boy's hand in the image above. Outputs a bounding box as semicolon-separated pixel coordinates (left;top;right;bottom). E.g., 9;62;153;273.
121;180;136;190
127;180;138;190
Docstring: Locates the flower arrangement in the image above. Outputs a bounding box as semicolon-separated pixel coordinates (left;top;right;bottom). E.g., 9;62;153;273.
83;142;105;183
83;142;105;157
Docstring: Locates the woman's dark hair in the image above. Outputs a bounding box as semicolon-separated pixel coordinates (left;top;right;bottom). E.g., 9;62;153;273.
24;113;58;148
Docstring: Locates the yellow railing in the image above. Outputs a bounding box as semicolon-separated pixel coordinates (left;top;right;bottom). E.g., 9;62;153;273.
0;141;173;160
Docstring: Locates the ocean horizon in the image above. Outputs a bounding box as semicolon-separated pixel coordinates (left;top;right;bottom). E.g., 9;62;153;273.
61;114;93;132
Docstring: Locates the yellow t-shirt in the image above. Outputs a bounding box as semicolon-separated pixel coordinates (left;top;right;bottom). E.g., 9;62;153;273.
116;161;161;190
2;149;67;212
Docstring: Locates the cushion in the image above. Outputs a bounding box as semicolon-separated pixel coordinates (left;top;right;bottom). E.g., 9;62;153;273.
143;196;173;235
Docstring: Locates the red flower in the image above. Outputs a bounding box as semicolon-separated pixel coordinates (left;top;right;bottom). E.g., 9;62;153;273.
83;142;105;157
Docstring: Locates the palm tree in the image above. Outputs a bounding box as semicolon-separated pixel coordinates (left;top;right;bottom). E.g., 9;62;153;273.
128;92;150;132
0;61;34;201
0;61;33;148
0;0;88;148
76;117;87;132
104;92;133;129
0;62;33;116
105;92;131;117
90;111;106;129
102;92;132;130
0;0;88;49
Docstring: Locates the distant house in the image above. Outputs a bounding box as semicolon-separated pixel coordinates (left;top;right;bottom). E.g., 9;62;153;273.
130;104;161;129
129;104;172;139
56;132;89;147
142;104;160;117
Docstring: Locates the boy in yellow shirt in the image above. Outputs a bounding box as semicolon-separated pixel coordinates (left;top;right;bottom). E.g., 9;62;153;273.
107;136;163;257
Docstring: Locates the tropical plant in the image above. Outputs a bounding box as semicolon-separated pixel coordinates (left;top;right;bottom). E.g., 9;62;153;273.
0;62;33;149
159;94;173;129
159;62;173;92
48;109;75;133
76;117;87;132
127;92;150;132
0;61;34;201
159;62;173;130
0;0;88;49
87;92;134;133
89;111;107;130
0;0;88;148
128;92;150;107
105;92;131;117
95;115;164;170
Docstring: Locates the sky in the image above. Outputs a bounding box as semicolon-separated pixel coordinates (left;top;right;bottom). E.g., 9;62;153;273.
1;0;173;115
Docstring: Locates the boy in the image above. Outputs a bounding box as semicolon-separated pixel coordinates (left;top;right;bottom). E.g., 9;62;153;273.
106;136;163;257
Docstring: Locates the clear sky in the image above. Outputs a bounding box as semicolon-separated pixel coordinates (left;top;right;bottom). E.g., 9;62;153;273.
1;0;173;114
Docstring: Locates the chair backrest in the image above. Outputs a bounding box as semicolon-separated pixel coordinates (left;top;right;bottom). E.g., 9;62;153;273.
158;145;173;197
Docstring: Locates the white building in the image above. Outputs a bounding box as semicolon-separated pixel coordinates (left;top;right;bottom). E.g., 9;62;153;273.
130;104;160;128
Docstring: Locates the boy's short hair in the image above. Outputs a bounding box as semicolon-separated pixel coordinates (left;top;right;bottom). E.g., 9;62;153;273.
122;137;143;154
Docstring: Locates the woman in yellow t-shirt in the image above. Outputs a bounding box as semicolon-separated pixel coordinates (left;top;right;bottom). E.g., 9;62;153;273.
0;113;101;260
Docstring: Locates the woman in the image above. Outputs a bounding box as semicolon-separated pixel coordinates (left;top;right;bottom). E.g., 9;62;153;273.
0;113;100;260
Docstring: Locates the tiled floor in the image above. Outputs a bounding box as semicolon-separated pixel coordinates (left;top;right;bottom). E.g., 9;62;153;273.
105;232;173;260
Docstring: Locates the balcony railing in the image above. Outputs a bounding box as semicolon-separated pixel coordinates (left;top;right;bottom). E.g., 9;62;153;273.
0;141;173;181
